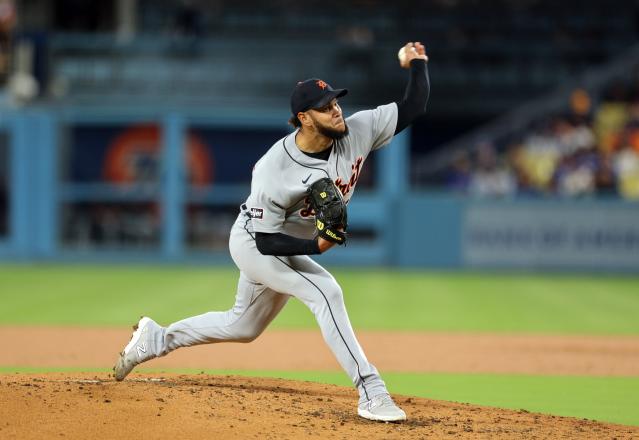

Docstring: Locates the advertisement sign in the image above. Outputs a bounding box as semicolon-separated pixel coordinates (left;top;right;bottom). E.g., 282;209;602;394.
463;203;639;270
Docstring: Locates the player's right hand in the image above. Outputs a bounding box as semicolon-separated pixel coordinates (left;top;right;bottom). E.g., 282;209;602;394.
399;42;428;68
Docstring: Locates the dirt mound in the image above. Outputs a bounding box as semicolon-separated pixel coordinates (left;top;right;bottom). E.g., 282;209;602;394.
1;373;637;439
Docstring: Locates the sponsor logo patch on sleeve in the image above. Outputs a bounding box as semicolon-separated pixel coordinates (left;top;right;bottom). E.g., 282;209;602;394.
249;207;264;219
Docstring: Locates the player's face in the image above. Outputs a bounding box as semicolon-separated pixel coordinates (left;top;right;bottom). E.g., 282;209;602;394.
308;99;348;139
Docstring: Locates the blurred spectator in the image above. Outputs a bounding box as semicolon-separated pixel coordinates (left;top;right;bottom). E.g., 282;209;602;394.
516;119;563;192
0;0;15;86
445;150;472;192
555;117;595;154
438;75;639;200
613;143;639;199
594;151;617;196
469;142;516;197
506;143;538;196
551;148;596;197
624;117;639;154
570;88;592;118
594;81;630;153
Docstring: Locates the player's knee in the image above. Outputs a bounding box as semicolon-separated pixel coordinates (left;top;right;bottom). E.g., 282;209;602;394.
323;282;344;304
234;324;264;343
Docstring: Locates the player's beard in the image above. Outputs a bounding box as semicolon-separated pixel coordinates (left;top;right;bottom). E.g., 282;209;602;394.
315;119;349;140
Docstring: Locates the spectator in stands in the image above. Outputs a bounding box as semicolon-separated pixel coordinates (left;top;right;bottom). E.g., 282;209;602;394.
469;141;516;197
551;147;597;197
506;143;539;197
622;111;639;154
555;116;595;155
613;136;639;199
516;118;564;193
594;81;630;153
444;150;472;193
594;151;617;196
441;77;639;200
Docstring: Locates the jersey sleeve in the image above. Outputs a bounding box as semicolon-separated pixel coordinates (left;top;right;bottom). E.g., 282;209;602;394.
248;186;286;233
347;102;399;152
246;163;287;233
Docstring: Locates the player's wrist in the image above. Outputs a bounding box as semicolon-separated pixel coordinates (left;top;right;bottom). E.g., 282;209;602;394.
317;237;335;253
308;238;322;255
409;58;427;69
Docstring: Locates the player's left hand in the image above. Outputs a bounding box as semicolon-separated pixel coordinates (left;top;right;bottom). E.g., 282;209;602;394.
317;236;338;253
307;177;348;246
398;42;428;69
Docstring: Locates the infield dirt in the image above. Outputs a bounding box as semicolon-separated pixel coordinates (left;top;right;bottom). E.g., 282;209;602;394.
2;327;639;439
2;373;638;439
2;327;639;375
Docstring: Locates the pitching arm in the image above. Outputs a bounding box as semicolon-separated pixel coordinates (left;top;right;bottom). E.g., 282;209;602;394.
395;55;430;135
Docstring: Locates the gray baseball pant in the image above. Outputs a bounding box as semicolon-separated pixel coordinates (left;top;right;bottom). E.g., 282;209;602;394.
150;215;388;404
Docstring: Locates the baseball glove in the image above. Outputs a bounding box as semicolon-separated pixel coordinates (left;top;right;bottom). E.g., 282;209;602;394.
306;177;348;245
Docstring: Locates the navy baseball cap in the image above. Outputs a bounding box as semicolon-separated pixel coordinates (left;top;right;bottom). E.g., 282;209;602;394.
290;79;348;115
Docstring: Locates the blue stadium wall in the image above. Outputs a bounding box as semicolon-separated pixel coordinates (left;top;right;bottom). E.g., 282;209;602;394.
0;107;638;271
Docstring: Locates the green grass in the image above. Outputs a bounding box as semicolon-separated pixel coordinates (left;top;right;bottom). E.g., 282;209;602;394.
2;265;638;427
2;366;637;427
1;264;639;334
274;371;639;427
269;371;639;427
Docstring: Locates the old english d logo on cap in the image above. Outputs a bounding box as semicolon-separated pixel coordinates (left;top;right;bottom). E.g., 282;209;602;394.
290;78;348;115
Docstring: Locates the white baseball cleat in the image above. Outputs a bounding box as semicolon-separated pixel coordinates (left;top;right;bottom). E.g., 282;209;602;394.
358;393;407;422
113;316;160;381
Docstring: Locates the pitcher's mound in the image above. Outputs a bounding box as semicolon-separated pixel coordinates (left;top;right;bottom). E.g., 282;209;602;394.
1;373;636;439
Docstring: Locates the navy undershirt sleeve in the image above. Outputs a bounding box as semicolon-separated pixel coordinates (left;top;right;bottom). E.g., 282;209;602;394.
395;59;430;134
255;232;321;256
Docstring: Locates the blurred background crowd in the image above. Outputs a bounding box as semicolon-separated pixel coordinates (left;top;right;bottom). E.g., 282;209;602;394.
2;0;637;191
441;80;639;199
1;0;639;255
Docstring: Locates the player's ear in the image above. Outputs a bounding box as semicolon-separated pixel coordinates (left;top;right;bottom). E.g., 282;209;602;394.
298;111;313;128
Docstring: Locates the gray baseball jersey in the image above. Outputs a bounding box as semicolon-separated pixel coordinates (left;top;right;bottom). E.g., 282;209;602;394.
246;102;398;238
149;103;398;405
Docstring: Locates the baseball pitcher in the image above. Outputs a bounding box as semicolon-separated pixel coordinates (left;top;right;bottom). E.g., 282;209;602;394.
114;42;430;422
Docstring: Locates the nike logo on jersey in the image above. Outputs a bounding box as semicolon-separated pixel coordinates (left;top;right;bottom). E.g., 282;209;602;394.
302;173;312;184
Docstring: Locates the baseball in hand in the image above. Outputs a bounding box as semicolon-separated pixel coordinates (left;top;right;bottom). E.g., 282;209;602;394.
397;46;417;64
398;42;428;68
397;46;416;65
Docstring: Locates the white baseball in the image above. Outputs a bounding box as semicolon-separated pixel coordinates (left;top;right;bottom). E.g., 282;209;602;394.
397;46;417;64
